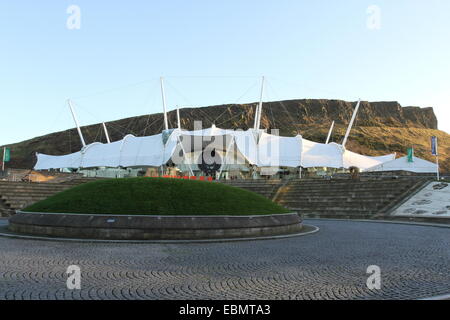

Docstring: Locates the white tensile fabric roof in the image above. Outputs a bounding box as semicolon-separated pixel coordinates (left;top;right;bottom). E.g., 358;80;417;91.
78;134;166;168
256;133;302;167
35;151;83;169
343;149;396;171
365;156;438;173
301;140;343;168
34;126;396;171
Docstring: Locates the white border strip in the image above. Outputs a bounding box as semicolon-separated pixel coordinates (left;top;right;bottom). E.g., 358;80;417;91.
304;217;450;229
16;210;298;219
418;293;450;300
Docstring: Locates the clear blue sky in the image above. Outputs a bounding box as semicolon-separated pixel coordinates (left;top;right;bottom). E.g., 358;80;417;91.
1;0;449;146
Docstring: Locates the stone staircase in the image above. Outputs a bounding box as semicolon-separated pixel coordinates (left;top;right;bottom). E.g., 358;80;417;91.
223;178;429;220
0;177;103;217
0;177;430;220
220;179;282;199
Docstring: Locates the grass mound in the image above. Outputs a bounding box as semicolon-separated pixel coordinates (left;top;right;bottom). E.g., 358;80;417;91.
24;178;290;216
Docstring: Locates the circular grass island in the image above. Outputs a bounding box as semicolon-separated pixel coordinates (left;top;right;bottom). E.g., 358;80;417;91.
9;178;304;241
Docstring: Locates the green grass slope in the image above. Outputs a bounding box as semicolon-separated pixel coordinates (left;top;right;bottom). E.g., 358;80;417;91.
24;178;290;215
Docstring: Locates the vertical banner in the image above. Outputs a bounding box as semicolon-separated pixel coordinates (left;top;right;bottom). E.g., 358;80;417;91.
431;136;438;156
4;148;10;162
407;148;414;163
431;136;440;180
2;147;10;171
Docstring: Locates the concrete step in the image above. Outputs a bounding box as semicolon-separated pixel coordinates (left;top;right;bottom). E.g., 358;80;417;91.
0;179;102;212
224;187;277;191
279;194;395;200
279;199;395;205
0;188;67;193
285;204;386;211
0;193;64;199
230;187;276;192
252;192;274;195
301;212;376;219
295;208;378;214
6;198;40;205
0;187;69;194
279;192;400;198
0;187;67;192
274;179;421;219
221;179;424;220
221;179;281;183
282;185;411;191
288;179;413;184
0;183;70;187
284;184;412;189
1;196;52;203
278;195;401;202
0;182;67;185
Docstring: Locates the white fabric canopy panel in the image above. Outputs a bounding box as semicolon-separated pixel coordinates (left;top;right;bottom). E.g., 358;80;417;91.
33;125;396;171
35;151;82;170
365;156;438;173
257;133;302;167
119;134;165;167
301;140;343;168
229;130;259;165
80;141;121;168
343;150;396;171
166;129;252;166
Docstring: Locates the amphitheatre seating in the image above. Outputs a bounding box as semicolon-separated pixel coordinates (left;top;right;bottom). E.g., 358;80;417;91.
0;177;102;217
1;176;430;220
222;178;429;220
219;179;282;199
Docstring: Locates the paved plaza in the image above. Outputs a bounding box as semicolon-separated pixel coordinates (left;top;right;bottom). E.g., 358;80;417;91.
0;219;449;300
393;182;450;218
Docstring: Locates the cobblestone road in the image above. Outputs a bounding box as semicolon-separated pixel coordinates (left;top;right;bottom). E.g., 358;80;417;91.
0;219;449;300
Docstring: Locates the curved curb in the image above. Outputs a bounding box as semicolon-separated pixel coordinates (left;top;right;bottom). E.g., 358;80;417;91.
0;224;319;244
418;293;450;300
304;217;450;229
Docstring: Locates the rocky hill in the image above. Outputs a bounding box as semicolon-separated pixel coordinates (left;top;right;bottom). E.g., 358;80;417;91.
2;99;449;172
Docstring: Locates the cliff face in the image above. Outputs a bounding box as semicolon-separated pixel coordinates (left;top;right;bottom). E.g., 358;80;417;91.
260;100;438;130
2;99;447;171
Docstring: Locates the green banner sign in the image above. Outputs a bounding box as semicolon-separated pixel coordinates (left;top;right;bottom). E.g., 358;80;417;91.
3;148;10;162
407;148;414;163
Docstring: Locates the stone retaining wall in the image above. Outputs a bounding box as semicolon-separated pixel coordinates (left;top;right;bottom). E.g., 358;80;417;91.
9;211;302;240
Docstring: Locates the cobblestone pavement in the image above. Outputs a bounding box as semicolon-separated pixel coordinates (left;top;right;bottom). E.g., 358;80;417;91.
0;219;449;300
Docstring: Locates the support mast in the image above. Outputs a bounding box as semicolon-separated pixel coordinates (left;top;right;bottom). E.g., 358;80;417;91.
67;99;86;148
160;77;169;131
256;76;265;131
325;121;335;144
177;108;181;129
342;99;361;148
102;122;111;144
253;103;258;129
